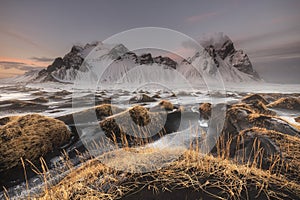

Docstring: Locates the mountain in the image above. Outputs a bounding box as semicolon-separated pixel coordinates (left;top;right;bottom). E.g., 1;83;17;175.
200;33;260;80
8;33;261;85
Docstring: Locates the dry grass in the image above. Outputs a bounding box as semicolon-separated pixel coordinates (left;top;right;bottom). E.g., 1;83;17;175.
267;97;300;110
248;113;300;131
214;126;300;184
232;101;276;116
241;94;269;105
31;119;300;200
37;148;300;200
252;127;300;184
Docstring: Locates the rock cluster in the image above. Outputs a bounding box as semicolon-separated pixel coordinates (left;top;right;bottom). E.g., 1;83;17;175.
202;94;300;169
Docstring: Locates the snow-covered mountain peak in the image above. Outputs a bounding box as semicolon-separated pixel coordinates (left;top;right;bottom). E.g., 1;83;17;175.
200;32;231;50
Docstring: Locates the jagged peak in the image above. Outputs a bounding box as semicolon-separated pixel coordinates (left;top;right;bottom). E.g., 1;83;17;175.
200;32;232;49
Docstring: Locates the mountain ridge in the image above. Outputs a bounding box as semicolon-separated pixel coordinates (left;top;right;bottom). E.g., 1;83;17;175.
6;33;261;84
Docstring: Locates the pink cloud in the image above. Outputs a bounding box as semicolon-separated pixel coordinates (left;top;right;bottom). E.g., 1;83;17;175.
186;12;219;23
270;14;300;25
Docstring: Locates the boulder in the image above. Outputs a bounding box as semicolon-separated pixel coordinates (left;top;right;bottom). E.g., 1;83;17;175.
57;104;124;125
129;94;156;103
199;103;211;120
29;97;49;103
0;114;71;172
152;94;161;99
215;128;281;169
223;107;300;138
233;101;276;116
295;116;300;123
267;97;300;111
241;94;269;105
100;105;181;145
152;100;174;111
54;90;72;96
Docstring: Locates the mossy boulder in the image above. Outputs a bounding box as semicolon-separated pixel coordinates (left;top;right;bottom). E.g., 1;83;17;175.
0;114;71;172
100;105;181;145
199;103;211;120
267;97;300;111
152;100;174;112
158;100;174;111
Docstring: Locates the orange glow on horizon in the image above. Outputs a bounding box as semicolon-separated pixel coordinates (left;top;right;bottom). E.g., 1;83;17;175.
0;56;51;79
0;56;50;67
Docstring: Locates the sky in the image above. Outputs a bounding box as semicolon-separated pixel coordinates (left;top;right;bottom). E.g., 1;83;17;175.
0;0;299;83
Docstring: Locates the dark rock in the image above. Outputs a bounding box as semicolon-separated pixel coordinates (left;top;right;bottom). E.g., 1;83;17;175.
230;50;260;79
57;104;124;125
218;128;281;169
29;97;49;103
205;45;219;67
44;57;64;73
216;40;235;59
153;56;177;69
0;99;48;112
31;91;48;96
129;94;156;103
221;107;300;139
53;90;72;96
152;94;161;99
295;116;300;123
139;53;153;65
117;51;138;62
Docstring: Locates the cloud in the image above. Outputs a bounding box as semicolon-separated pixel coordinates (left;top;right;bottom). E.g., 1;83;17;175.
0;29;42;49
248;41;300;63
270;14;300;25
186;12;219;23
0;61;26;65
234;26;300;47
30;56;54;62
0;60;44;71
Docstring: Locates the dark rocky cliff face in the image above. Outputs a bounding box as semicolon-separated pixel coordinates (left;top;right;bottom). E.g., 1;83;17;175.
203;38;260;79
36;44;178;82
